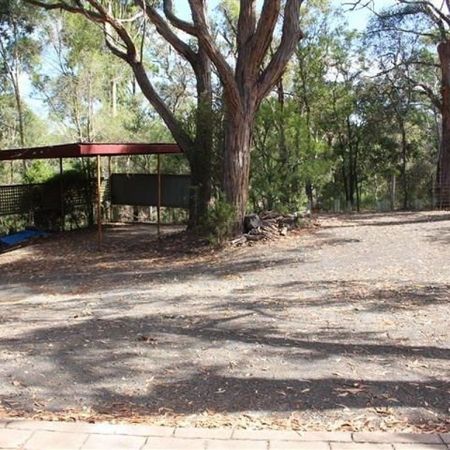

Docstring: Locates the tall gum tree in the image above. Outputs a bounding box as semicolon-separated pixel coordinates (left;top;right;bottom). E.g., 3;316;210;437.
1;1;41;148
187;0;304;230
25;0;304;231
354;0;450;207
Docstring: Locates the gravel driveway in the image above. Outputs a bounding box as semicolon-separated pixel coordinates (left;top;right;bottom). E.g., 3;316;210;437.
0;212;449;431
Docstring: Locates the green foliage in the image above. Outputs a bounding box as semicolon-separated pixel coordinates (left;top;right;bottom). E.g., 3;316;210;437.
201;196;236;246
0;215;27;235
23;160;53;184
252;97;332;212
28;168;95;231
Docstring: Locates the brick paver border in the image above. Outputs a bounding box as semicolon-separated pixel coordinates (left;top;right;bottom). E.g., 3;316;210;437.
0;420;448;449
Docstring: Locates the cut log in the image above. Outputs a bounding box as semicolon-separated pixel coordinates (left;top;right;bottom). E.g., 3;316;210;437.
231;209;316;246
244;213;263;233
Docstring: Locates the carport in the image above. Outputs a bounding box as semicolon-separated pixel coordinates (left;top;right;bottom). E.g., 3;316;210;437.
0;142;188;247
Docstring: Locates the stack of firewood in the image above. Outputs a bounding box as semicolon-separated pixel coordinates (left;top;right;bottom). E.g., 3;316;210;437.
231;210;313;245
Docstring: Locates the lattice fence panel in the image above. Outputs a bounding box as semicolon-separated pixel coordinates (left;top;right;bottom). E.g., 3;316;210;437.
0;182;98;216
0;184;36;216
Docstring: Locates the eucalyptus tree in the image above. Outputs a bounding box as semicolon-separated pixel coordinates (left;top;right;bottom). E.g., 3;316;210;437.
250;1;335;212
0;0;40;148
376;53;421;209
293;1;337;208
25;0;304;232
320;30;366;210
33;13;143;143
360;0;450;206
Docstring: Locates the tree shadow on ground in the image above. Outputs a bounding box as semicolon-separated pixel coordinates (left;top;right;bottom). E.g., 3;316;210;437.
0;224;309;294
0;312;448;422
322;212;450;228
230;280;450;314
427;227;450;246
1;214;449;429
90;372;449;416
2;313;449;363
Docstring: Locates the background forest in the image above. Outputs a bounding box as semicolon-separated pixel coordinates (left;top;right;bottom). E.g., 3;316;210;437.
0;0;445;230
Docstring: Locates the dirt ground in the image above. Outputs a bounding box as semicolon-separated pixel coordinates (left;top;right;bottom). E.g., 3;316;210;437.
0;212;449;432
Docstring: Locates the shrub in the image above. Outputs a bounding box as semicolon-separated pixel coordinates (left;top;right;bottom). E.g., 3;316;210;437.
202;196;236;246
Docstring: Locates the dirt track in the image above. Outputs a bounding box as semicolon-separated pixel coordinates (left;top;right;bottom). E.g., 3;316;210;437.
0;212;449;431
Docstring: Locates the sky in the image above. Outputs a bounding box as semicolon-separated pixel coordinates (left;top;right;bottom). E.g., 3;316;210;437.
172;0;395;30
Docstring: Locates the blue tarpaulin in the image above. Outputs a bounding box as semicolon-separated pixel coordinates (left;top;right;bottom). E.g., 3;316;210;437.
0;229;48;247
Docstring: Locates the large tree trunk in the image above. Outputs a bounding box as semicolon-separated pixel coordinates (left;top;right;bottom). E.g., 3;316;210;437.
437;40;450;208
187;50;213;228
223;110;253;232
188;110;212;229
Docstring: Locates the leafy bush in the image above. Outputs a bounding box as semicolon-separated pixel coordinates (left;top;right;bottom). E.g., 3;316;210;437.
24;168;95;231
201;196;236;246
23;160;54;184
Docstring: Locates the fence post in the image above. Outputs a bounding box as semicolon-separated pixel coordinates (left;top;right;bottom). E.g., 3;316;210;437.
157;154;161;238
97;155;102;248
59;158;65;231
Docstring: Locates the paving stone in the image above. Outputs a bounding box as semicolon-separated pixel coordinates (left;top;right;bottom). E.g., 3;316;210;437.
113;424;174;437
354;434;442;444
6;420;50;431
330;444;393;450
440;435;450;445
5;420;173;438
24;430;88;450
6;420;116;435
175;427;233;439
0;428;32;448
270;440;330;450
81;434;146;449
142;437;206;449
73;423;120;435
393;445;448;450
297;432;353;442
232;429;300;441
206;439;268;450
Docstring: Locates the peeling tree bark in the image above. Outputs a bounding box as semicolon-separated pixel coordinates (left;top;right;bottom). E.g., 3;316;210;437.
223;110;254;230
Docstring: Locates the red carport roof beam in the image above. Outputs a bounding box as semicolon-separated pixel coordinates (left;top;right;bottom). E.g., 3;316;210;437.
0;143;182;160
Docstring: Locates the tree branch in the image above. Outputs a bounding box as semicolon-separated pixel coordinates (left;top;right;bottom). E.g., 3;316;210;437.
132;62;194;150
257;0;303;101
188;0;240;109
26;0;194;152
250;0;281;69
398;0;450;28
163;0;197;35
135;0;198;65
24;0;102;20
24;0;78;13
82;0;138;61
237;0;256;51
